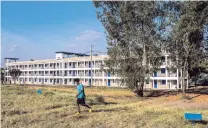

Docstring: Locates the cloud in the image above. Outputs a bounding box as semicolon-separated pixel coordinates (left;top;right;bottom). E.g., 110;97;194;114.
75;30;104;41
1;28;107;65
9;44;19;51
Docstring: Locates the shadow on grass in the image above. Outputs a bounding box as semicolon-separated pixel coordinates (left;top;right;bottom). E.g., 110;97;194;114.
145;90;180;97
88;101;117;106
145;87;208;98
4;110;29;116
188;120;208;125
186;87;208;95
44;104;64;110
84;107;128;113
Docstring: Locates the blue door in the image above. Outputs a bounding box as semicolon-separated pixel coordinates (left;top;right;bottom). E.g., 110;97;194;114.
108;79;110;86
154;80;157;88
89;71;91;76
108;72;110;77
89;62;91;68
154;72;157;77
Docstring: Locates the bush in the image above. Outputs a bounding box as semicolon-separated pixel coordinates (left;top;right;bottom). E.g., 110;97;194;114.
95;95;105;103
44;92;55;97
181;95;192;100
88;99;94;106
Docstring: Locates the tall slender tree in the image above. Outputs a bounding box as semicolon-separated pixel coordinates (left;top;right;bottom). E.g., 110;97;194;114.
94;1;169;97
168;1;208;97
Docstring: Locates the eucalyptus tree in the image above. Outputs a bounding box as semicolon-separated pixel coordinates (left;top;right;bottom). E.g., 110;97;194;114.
167;1;208;97
94;1;170;97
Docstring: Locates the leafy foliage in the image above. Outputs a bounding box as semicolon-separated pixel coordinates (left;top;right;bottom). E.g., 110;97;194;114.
94;1;208;97
167;1;208;96
94;1;171;97
1;68;5;84
8;69;22;84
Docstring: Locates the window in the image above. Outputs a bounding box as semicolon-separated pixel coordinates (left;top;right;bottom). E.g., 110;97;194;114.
162;80;166;85
161;56;165;62
45;79;47;82
50;79;53;82
161;68;166;74
39;79;41;82
146;79;149;84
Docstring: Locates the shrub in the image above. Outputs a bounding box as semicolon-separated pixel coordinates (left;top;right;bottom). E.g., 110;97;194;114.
44;92;55;97
181;95;192;100
95;95;105;103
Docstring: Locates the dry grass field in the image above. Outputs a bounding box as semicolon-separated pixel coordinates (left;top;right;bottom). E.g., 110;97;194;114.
1;85;208;128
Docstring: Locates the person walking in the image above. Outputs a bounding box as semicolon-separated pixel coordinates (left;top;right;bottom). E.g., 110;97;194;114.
75;78;92;115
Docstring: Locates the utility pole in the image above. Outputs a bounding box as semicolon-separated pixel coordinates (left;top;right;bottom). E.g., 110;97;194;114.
90;45;94;87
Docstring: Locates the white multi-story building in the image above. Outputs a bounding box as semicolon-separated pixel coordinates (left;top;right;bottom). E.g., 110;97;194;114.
4;51;188;89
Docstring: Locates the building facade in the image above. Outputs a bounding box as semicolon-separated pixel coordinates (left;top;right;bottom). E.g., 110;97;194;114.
4;52;188;89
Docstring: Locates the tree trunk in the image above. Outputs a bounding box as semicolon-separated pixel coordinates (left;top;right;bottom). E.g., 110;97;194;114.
139;20;145;98
135;79;144;97
182;60;187;98
194;77;196;87
14;78;16;85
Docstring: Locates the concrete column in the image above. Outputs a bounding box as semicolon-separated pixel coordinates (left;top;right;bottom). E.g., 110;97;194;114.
177;69;179;89
102;60;105;86
44;64;45;85
93;60;95;85
62;61;64;85
180;69;183;89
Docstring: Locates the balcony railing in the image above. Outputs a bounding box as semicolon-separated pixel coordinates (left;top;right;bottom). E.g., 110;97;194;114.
169;73;177;77
95;64;102;68
94;73;102;77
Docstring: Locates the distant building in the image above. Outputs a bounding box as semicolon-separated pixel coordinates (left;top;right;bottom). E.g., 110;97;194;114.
5;51;188;89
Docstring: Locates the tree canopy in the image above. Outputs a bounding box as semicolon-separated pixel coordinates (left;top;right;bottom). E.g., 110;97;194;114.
8;69;22;85
94;1;208;97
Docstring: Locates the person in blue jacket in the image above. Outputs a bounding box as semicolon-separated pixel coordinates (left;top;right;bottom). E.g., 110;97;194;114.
75;78;92;114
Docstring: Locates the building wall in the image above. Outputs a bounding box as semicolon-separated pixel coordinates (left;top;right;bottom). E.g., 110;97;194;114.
5;54;188;89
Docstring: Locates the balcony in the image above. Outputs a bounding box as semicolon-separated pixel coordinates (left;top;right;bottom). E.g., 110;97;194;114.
95;64;102;68
169;73;177;77
167;61;171;65
37;67;44;69
78;65;85;68
77;73;84;77
161;62;166;65
95;73;102;77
